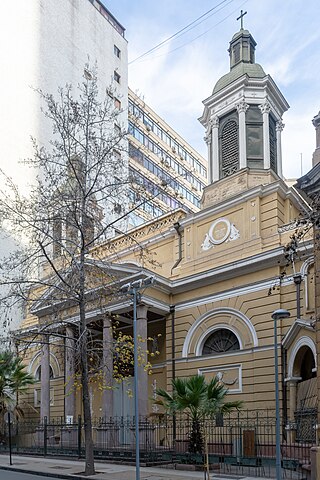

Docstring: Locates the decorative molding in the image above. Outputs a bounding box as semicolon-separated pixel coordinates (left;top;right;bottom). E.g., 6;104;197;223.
195;323;243;356
259;100;271;114
276;119;285;132
182;307;258;357
210;115;220;128
236;98;249;114
287;335;317;378
300;256;314;277
198;364;242;394
201;218;240;251
28;351;61;378
278;222;297;233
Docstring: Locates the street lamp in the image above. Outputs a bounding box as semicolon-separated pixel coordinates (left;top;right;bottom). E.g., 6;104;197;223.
271;309;290;480
120;276;154;480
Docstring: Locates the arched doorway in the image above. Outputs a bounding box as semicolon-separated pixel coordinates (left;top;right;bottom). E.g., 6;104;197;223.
289;341;317;443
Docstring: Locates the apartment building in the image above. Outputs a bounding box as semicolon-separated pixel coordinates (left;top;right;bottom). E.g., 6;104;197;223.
128;89;207;225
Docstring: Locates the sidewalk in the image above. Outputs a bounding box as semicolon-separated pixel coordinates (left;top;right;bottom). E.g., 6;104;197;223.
0;454;272;480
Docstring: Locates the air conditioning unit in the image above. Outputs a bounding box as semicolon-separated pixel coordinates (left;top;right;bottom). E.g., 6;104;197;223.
171;146;176;153
146;125;151;131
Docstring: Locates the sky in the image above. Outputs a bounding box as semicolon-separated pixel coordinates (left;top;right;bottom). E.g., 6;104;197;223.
103;0;320;180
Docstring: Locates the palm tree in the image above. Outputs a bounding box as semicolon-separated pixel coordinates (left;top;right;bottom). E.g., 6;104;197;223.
0;351;35;419
156;375;242;477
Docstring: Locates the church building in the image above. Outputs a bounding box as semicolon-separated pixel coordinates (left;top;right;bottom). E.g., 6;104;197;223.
19;22;316;448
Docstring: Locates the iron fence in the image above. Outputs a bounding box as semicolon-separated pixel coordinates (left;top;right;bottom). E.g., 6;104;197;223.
0;410;315;479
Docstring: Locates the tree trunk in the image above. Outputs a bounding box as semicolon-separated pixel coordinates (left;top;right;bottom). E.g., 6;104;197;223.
79;244;95;476
79;299;95;475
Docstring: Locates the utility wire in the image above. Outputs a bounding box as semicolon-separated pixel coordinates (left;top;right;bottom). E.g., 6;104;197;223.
129;0;233;65
133;0;248;64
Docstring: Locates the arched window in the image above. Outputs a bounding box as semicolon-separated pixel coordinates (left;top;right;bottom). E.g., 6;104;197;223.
202;328;240;355
219;112;239;178
35;365;54;381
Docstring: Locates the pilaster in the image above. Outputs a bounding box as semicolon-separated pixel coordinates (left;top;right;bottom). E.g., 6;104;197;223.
65;326;76;421
276;119;285;178
259;100;271;169
40;334;50;421
209;115;219;182
102;316;114;419
236;98;249;170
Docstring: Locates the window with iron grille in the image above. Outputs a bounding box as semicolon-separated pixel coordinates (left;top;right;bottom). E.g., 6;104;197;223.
202;329;240;355
269;115;277;173
219;113;239;178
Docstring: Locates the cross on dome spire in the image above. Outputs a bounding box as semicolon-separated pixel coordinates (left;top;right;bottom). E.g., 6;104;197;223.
236;10;247;30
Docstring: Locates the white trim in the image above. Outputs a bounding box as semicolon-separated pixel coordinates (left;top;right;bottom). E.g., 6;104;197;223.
195;324;242;356
287;336;317;378
300;256;314;277
29;351;61;378
176;278;284;311
198;364;242;394
301;256;314;312
182;307;258;357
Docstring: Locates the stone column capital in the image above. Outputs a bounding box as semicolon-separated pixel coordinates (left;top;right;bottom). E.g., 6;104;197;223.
209;115;219;128
276;119;285;132
259;100;271;114
204;133;212;145
236;98;249;114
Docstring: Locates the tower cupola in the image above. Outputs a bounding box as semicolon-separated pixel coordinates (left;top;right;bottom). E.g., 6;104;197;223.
199;14;289;188
229;29;256;69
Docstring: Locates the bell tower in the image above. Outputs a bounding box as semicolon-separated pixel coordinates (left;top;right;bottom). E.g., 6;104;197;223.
199;15;289;188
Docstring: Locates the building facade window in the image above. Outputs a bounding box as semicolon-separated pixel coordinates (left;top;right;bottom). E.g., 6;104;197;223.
246;105;263;169
114;97;121;110
219;111;239;178
114;45;121;58
129;143;201;208
202;328;240;355
128;124;205;194
269;114;277;173
114;71;120;83
128;100;207;178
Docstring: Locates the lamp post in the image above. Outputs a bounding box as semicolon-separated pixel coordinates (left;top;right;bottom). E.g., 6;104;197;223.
271;309;290;480
120;276;154;480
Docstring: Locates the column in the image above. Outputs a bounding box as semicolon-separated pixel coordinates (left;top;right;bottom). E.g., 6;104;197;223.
102;316;113;420
40;334;50;421
204;131;212;183
276;119;285;178
137;305;148;418
236;98;249;169
211;115;219;182
259;99;271;169
287;377;301;443
65;326;76;422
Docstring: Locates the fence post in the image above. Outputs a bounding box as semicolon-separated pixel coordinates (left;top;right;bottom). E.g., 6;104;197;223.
44;416;48;457
78;415;82;459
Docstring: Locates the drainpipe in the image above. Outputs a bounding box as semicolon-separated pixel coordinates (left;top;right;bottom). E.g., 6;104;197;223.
171;222;182;274
293;273;302;319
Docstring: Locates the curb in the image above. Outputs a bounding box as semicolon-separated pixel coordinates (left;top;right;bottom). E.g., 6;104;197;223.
0;465;88;480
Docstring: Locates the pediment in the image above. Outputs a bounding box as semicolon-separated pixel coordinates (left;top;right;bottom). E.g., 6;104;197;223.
30;259;143;317
282;318;314;350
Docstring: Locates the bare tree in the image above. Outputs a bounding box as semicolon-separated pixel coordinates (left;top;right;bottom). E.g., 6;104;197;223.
0;65;147;475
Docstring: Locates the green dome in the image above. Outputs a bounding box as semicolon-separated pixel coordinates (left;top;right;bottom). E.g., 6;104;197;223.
213;62;266;94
